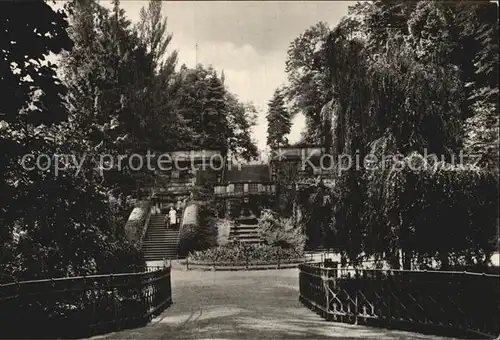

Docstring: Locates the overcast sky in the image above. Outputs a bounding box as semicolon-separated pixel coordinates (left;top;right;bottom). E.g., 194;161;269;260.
58;1;352;151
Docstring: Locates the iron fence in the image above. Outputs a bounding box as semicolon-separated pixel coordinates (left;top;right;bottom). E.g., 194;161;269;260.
299;263;500;339
0;267;172;339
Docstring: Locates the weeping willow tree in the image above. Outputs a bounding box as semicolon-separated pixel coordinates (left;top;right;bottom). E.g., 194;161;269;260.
284;1;498;268
316;3;497;269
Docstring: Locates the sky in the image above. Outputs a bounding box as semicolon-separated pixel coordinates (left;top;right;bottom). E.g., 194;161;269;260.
54;1;352;151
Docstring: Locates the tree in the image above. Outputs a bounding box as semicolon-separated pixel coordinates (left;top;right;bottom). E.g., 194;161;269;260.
457;2;499;170
225;93;259;161
174;65;258;158
283;0;499;269
266;88;292;149
136;0;178;74
1;1;73;280
0;0;143;281
203;74;230;152
284;22;331;145
61;0;157;198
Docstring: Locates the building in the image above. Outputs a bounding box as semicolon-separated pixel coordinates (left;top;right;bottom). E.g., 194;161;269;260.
135;150;224;213
214;164;276;220
269;145;326;182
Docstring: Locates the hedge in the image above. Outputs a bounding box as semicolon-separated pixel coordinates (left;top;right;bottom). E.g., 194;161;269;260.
300;156;500;269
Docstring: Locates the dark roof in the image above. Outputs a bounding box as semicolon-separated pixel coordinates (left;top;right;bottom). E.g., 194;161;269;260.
269;147;324;161
223;164;271;183
280;144;324;149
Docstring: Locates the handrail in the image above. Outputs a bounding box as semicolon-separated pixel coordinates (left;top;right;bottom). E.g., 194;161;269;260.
299;262;500;277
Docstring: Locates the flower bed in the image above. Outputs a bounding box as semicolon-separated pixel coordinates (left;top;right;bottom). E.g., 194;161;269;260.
188;243;305;266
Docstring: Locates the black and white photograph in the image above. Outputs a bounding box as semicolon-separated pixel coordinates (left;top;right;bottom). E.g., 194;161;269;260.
1;1;499;339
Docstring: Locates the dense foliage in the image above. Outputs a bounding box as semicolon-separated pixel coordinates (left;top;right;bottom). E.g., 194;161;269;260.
279;0;499;269
188;243;305;265
284;21;331;144
257;209;306;250
0;0;258;282
266;87;292;148
0;0;145;282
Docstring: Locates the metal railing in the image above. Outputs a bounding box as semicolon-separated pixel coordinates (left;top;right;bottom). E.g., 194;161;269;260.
298;263;500;339
0;267;172;339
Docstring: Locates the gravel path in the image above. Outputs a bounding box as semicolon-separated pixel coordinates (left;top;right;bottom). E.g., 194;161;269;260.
92;269;457;340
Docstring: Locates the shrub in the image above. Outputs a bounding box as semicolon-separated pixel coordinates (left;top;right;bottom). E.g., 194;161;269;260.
178;201;217;256
258;209;306;250
329;153;499;269
188;243;304;264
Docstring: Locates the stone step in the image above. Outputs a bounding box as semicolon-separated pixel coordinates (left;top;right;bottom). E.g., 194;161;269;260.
144;256;177;259
233;224;258;229
144;235;179;238
231;231;259;235
143;248;178;253
144;236;179;240
236;239;261;243
233;230;258;234
146;228;178;231
143;250;177;254
231;235;260;240
232;229;259;233
143;243;178;247
231;233;260;238
144;255;178;260
143;245;178;248
233;226;259;231
145;230;179;234
144;236;178;239
145;230;178;233
143;215;181;259
143;249;178;253
144;247;177;250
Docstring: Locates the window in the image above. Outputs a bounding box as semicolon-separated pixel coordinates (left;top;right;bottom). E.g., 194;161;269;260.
234;183;244;192
249;183;258;192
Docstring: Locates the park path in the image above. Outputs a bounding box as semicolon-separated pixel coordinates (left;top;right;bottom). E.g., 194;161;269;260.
93;268;457;340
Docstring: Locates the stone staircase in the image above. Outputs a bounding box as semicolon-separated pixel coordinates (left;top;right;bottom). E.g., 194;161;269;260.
230;217;261;244
142;214;180;260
